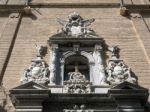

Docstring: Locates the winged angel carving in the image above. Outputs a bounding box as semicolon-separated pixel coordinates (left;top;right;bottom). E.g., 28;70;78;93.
57;12;96;37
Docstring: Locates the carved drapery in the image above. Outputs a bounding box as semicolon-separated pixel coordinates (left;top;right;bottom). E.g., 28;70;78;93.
93;44;106;85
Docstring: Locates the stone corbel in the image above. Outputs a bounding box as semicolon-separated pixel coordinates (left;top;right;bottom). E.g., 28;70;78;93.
120;7;128;16
24;6;32;15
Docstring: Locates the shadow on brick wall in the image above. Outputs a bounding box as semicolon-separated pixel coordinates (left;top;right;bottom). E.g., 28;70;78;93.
23;13;37;20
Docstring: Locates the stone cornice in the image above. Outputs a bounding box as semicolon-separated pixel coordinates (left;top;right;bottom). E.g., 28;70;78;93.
125;4;150;13
0;3;149;13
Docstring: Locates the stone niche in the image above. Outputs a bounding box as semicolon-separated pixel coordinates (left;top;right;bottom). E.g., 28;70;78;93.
48;12;106;87
48;38;106;86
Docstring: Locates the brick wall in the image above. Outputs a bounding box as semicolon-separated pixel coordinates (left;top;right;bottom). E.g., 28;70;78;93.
0;2;149;111
1;8;149;91
1;0;150;5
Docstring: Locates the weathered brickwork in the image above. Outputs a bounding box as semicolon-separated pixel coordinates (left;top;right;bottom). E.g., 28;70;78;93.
1;0;149;5
0;1;149;112
0;13;20;81
1;8;149;91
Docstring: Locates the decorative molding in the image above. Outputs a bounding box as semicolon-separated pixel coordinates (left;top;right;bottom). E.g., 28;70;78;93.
57;12;96;38
63;63;91;93
63;51;95;64
63;104;87;112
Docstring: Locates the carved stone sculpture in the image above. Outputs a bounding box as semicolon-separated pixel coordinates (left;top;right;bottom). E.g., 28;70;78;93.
63;64;91;93
93;48;107;85
21;57;49;84
57;12;96;37
35;44;47;57
21;45;49;84
106;47;137;85
106;60;136;84
63;104;87;112
63;71;91;93
108;45;119;58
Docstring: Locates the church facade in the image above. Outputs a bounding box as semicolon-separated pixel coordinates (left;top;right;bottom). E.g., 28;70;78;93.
0;0;150;112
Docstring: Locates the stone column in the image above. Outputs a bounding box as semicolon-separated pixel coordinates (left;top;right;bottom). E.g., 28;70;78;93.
49;44;58;85
60;59;65;85
93;44;106;85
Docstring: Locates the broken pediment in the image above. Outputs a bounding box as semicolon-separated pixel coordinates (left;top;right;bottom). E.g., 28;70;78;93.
9;81;50;106
108;81;149;102
111;81;148;90
108;82;149;107
11;81;48;90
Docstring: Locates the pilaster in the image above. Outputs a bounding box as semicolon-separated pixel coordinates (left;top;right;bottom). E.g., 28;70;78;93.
49;44;59;85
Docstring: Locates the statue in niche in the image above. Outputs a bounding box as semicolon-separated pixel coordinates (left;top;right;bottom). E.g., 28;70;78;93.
93;45;107;85
63;62;91;93
57;12;96;37
21;44;49;84
106;46;137;85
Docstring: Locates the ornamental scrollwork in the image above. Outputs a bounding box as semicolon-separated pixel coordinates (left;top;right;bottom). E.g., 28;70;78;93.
106;46;137;85
57;12;96;37
63;65;91;93
21;45;49;84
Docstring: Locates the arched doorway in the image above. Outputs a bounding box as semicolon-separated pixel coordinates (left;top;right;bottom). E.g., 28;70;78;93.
64;55;90;81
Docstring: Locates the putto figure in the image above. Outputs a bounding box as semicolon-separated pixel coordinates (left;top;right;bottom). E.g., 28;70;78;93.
57;12;96;37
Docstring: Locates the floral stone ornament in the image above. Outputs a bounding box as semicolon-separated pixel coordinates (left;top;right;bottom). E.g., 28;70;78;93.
63;63;91;93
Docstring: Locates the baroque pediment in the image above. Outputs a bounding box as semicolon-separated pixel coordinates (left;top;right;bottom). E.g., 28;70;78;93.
11;81;48;90
111;81;147;90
